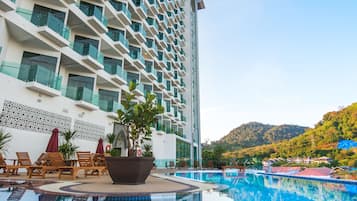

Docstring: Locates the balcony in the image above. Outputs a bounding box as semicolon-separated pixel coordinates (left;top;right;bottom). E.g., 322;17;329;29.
157;14;168;29
165;102;174;117
104;62;127;85
156;71;165;89
158;0;169;11
157;32;168;48
78;3;108;33
144;61;157;81
146;17;159;35
132;0;147;19
129;81;144;96
99;99;122;118
0;0;16;12
0;61;62;97
72;42;104;70
109;0;131;25
165;80;174;96
16;8;70;47
129;46;145;69
165;44;174;59
145;38;158;57
147;0;158;15
130;22;147;43
157;51;167;68
64;86;99;111
107;29;129;53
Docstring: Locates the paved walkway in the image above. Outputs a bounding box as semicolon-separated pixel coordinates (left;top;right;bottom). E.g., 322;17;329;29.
0;170;216;196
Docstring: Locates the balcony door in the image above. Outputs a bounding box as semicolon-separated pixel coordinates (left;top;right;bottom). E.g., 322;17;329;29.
66;74;94;101
18;51;57;86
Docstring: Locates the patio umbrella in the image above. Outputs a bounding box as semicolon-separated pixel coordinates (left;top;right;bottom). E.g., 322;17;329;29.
46;128;59;152
96;138;104;154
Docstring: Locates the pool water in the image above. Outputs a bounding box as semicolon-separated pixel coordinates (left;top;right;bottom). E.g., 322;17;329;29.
175;171;357;201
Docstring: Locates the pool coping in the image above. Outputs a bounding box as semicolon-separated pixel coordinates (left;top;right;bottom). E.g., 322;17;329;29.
58;174;202;196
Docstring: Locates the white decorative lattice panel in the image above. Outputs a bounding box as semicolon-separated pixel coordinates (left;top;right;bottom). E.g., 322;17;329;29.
0;100;72;134
73;119;105;141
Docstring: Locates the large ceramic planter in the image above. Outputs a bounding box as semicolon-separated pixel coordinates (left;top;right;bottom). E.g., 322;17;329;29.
105;157;154;185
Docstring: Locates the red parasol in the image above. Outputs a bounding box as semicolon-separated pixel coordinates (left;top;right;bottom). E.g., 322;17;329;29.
96;138;104;154
46;128;59;152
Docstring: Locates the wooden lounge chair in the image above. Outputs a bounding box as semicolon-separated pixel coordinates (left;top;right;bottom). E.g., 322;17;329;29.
93;153;107;175
16;152;33;175
27;152;76;179
17;152;48;176
76;152;106;177
47;152;78;180
0;153;19;176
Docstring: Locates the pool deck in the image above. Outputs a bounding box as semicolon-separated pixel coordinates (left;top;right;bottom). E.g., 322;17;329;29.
0;169;216;196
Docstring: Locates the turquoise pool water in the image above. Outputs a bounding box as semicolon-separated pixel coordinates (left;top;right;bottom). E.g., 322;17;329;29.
175;171;357;201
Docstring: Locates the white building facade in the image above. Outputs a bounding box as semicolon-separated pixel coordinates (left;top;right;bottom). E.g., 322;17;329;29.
0;0;204;168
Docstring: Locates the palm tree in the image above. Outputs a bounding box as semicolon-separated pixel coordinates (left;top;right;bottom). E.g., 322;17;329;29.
0;129;11;154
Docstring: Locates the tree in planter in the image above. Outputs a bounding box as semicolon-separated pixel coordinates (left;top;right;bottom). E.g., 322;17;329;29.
0;129;11;154
116;82;164;157
59;130;78;160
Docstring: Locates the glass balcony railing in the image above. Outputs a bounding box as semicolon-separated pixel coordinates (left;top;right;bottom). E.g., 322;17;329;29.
158;51;167;63
107;30;129;49
166;62;171;71
109;0;131;20
99;99;122;113
78;4;108;27
157;14;168;27
104;63;127;80
136;82;144;93
129;47;145;65
156;121;165;132
64;86;98;105
159;0;168;9
127;79;144;94
72;42;104;64
132;0;148;14
131;22;147;38
157;71;165;84
148;0;157;6
146;38;158;52
0;61;62;90
16;8;70;40
145;61;157;77
146;17;159;31
158;32;168;43
180;63;186;72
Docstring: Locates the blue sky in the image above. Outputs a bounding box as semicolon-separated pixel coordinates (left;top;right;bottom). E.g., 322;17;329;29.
198;0;357;141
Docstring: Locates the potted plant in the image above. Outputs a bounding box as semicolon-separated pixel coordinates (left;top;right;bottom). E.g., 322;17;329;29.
106;133;121;156
105;82;164;184
59;130;78;163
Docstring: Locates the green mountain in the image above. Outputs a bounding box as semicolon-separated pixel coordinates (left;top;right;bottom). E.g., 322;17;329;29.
210;122;308;151
224;103;357;166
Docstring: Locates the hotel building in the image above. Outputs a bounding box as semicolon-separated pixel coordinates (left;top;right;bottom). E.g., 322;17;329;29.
0;0;204;167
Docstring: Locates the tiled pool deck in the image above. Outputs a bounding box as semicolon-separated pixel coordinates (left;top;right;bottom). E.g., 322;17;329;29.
0;169;216;196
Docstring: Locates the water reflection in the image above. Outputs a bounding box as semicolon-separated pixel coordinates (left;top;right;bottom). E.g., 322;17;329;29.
175;171;357;201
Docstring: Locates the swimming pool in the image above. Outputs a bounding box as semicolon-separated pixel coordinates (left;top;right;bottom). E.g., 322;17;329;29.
0;171;355;200
175;170;357;201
